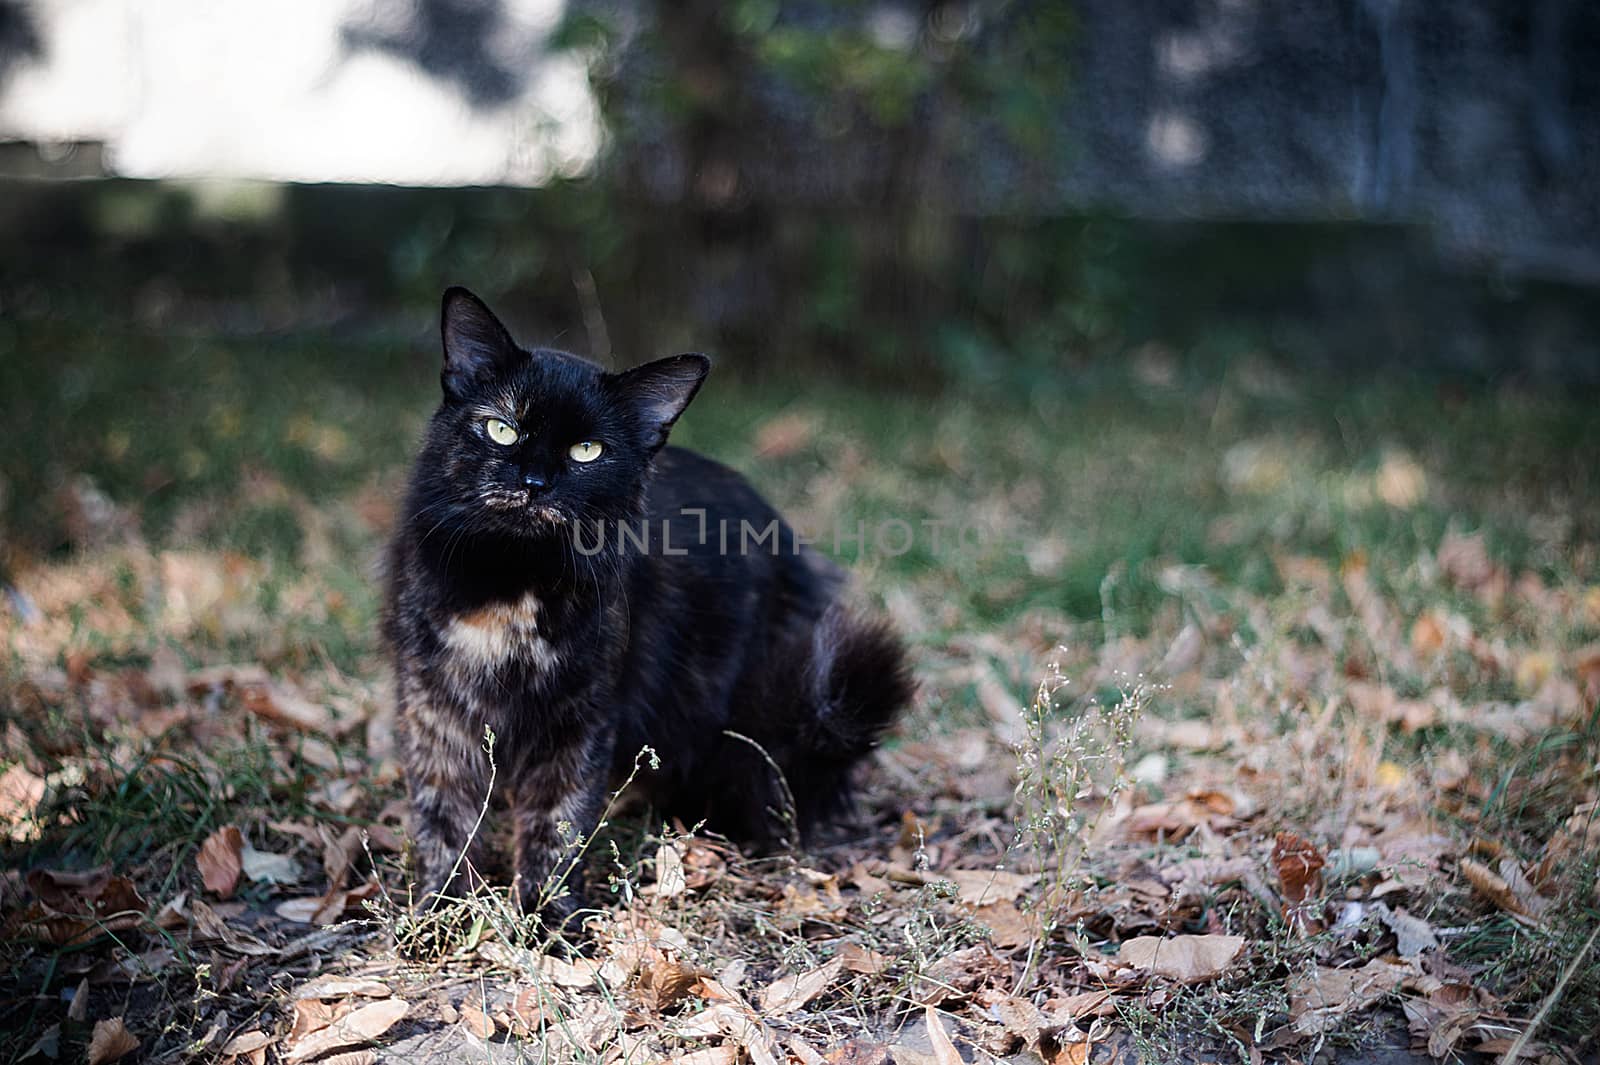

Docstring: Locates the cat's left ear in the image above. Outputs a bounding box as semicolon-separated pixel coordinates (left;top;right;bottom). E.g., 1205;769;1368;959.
609;354;710;450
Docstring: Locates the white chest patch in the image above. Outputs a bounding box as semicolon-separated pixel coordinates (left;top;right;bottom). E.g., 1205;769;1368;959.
441;591;560;673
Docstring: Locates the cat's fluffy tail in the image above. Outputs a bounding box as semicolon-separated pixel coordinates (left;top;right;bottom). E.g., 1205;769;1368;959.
802;605;913;760
747;603;914;842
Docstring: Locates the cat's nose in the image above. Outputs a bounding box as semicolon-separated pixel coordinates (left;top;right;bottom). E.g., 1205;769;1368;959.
522;471;549;492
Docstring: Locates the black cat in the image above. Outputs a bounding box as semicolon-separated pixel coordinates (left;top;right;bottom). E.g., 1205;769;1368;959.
382;288;912;928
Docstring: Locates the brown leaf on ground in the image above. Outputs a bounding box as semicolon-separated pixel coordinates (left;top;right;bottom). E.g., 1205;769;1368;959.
320;824;363;891
923;1007;963;1065
86;1018;139;1065
291;976;392;1000
838;942;891;976
86;946;175;984
1371;903;1439;957
681;841;728;890
189;899;277;956
283;999;408;1064
0;763;46;842
1119;934;1245;983
275;878;380;925
1125;789;1247;840
508;987;547;1036
1049;1041;1092;1065
1272;831;1327;933
220;1030;273;1057
977;991;1046;1052
1043;988;1116;1022
197;826;244;898
914;945;1010;1005
971;899;1039;949
1460;857;1549;920
539;953;602;988
653;840;687;898
240;842;301;886
13;868;148;945
1410;612;1447;656
940;868;1039;906
822;1039;891;1065
152;892;189;930
1272;833;1324;905
1436;531;1495;589
760;957;843;1016
1290;957;1416;1035
240;680;346;736
460;1001;495;1039
289;999;344;1042
638;951;707;1013
65;977;89;1023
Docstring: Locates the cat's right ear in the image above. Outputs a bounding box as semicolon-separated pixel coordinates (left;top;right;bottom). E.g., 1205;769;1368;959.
440;287;519;398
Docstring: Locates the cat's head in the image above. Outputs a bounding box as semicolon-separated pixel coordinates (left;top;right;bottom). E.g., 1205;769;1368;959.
410;287;708;541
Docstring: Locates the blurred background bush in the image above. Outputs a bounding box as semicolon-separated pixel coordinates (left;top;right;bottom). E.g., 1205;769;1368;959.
1;0;1596;588
3;0;1597;379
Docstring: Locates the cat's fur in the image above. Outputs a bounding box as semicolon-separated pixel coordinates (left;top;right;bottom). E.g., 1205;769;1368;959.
382;288;912;927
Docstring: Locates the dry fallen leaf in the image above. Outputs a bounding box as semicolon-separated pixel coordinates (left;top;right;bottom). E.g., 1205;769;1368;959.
913;945;1010;1005
1119;934;1245;983
86;1018;139;1065
220;1030;273;1057
1460;857;1549;920
0;763;46;842
760;958;843;1016
460;1001;495;1039
291;976;392;1001
638;951;706;1012
923;1007;963;1065
1371;903;1439;957
1272;832;1325;905
65;978;89;1023
838;942;891;976
538;953;602;988
189;899;278;956
15;868;148;945
654;840;687;899
240;842;301;886
283;999;408;1064
240;680;343;736
1044;988;1115;1022
940;868;1039;906
821;1039;892;1065
275;879;381;925
971;899;1039;949
197;826;244;899
1291;957;1416;1035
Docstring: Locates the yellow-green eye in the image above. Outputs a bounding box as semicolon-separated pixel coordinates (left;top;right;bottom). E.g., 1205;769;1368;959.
568;440;603;464
484;417;519;446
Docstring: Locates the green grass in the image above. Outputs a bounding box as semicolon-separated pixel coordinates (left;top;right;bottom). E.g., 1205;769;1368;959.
6;313;1595;632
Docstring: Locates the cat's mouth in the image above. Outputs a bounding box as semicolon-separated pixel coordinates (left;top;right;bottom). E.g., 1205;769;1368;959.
481;488;531;511
480;489;569;528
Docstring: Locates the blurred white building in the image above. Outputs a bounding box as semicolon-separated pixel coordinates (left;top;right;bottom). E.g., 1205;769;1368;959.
0;0;601;185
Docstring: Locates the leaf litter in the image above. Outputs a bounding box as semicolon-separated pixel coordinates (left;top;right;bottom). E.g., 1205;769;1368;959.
3;498;1598;1062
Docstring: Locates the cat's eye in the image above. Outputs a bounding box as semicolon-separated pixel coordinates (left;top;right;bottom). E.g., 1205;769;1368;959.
568;441;603;464
484;418;519;446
